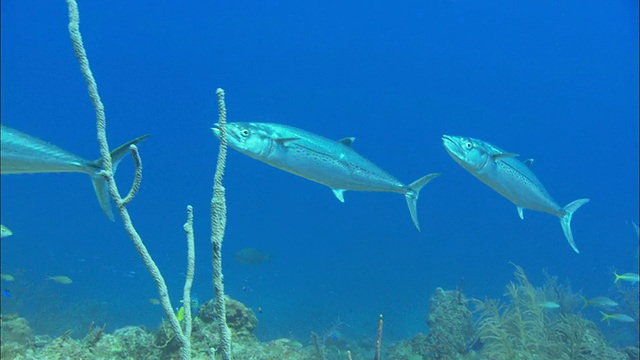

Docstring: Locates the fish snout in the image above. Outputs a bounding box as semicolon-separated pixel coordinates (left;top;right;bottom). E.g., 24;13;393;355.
211;124;222;138
442;135;463;155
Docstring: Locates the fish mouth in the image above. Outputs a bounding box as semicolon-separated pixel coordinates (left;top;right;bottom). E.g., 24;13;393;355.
441;134;459;150
211;124;221;137
441;135;465;159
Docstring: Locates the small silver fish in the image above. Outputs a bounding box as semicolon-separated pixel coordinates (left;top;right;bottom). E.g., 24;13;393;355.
1;125;149;220
442;135;588;253
213;122;441;231
538;301;560;309
233;248;271;266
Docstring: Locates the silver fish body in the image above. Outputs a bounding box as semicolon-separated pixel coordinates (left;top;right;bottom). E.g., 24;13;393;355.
1;124;149;220
442;135;588;253
213;122;440;231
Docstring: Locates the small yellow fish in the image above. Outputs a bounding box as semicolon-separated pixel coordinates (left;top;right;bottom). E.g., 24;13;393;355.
148;298;160;305
47;275;73;284
176;306;185;322
614;272;639;284
1;225;13;238
1;274;15;282
600;311;635;324
581;296;618;309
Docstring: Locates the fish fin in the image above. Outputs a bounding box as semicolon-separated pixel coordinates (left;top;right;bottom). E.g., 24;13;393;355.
517;206;524;220
275;137;300;146
492;153;519;160
405;173;441;232
331;188;346;202
90;177;114;221
581;295;590;310
90;135;151;221
559;198;590;254
338;137;356;147
524;158;534;167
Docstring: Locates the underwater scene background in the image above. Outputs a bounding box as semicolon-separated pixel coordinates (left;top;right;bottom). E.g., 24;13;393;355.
1;0;638;359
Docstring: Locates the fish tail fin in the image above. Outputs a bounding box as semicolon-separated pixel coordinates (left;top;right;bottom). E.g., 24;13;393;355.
580;295;590;310
404;173;441;232
613;272;621;283
90;135;151;221
600;311;611;324
559;198;589;254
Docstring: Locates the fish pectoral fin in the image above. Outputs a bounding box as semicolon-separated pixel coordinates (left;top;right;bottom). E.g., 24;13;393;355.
517;206;525;220
492;153;520;161
331;188;346;202
338;137;356;147
524;158;534;167
275;137;300;146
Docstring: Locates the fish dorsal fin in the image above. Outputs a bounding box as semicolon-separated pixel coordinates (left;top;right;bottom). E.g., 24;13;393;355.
492;153;519;161
517;206;525;220
524;158;534;167
275;137;300;146
338;137;356;147
331;188;346;202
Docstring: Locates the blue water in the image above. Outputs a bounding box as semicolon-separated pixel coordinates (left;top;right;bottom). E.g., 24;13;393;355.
1;0;638;346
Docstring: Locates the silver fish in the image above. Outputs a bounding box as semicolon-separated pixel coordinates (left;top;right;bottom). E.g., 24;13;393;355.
442;135;588;253
1;124;149;220
213;122;440;231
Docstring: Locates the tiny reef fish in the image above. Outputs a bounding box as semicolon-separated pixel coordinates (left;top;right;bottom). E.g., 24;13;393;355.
613;272;639;284
47;275;73;284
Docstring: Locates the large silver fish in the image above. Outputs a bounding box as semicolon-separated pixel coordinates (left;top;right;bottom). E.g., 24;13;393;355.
442;135;588;253
1;124;149;220
213;122;440;231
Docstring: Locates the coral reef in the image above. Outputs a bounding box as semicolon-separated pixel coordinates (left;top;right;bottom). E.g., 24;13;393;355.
2;276;636;359
473;264;630;360
387;287;476;360
0;296;300;359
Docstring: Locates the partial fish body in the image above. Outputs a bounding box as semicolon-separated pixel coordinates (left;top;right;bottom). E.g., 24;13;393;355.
614;272;639;284
1;124;149;220
442;135;588;253
0;225;12;238
600;312;635;323
213;122;440;231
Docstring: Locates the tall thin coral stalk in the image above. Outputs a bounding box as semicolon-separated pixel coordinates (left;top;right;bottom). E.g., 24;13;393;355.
211;88;232;359
64;1;191;358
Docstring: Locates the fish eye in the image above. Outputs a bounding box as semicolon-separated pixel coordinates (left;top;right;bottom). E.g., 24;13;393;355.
465;142;472;149
240;129;250;137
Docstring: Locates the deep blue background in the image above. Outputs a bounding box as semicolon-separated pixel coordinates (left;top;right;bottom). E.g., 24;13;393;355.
1;0;638;343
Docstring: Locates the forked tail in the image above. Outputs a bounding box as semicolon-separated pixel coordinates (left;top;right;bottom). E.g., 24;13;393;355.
90;135;150;221
405;173;441;232
560;198;589;254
